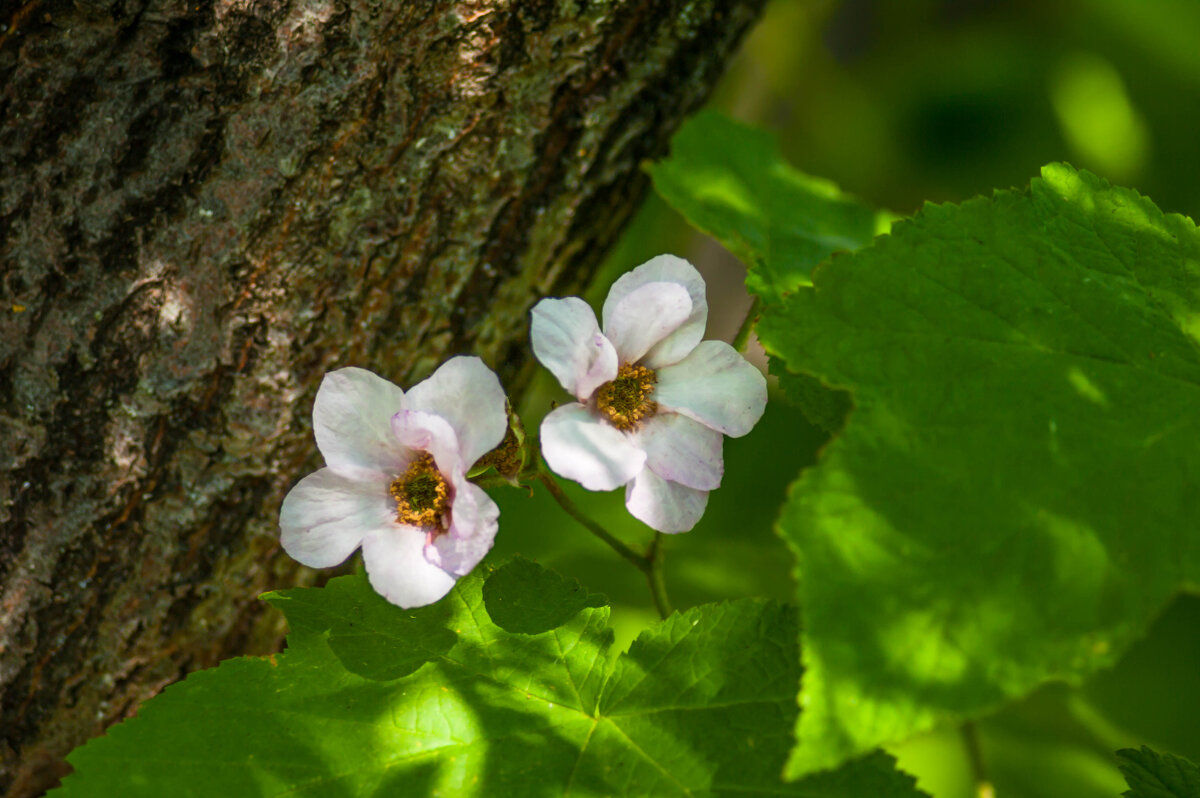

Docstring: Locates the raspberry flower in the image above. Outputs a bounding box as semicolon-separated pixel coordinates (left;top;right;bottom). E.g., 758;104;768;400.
280;357;508;608
531;255;767;533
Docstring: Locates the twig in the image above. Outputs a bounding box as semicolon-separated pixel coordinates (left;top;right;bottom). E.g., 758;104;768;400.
961;722;996;798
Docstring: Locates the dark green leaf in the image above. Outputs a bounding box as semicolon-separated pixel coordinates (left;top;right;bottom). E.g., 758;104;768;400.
483;555;606;635
278;573;457;680
1117;746;1200;798
769;359;853;435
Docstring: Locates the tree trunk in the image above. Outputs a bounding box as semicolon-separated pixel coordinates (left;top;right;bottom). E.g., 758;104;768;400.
0;0;763;793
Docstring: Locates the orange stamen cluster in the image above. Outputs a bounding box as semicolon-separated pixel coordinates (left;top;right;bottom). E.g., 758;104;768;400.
389;453;449;529
596;364;657;431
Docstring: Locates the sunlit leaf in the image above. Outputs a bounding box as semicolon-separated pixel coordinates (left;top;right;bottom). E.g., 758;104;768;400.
52;562;926;797
649;109;883;425
757;163;1200;777
648;110;893;302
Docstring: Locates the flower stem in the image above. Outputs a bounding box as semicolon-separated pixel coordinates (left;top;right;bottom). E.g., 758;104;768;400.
532;466;674;620
731;295;760;353
535;471;648;574
961;722;996;798
645;533;673;620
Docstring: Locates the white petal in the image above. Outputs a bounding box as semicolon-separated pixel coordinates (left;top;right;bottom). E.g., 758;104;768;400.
530;297;618;401
426;477;499;577
312;367;408;480
391;409;462;476
279;468;391;568
653;340;768;437
634;413;724;491
624;467;709;534
361;524;458;609
603;255;708;368
404;356;508;467
602;282;692;365
540;403;646;491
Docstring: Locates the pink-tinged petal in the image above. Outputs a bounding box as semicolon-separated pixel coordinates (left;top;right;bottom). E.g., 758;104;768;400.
653;340;767;437
279;468;392;568
312;367;408;480
634;413;724;491
602;282;692;365
624;467;709;533
530;297;618;401
361;525;458;609
540;403;646;491
603;255;708;368
426;477;499;577
404;356;508;467
392;409;461;476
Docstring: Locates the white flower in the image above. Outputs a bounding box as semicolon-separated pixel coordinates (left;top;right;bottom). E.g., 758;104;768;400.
530;255;767;533
279;357;508;608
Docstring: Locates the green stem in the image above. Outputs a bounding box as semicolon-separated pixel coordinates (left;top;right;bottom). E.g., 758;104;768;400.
645;533;673;619
534;469;674;619
535;471;649;574
961;722;995;798
731;295;760;353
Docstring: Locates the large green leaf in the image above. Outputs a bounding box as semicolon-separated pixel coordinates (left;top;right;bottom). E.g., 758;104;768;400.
647;110;893;302
52;560;926;797
757;163;1200;777
1118;746;1200;798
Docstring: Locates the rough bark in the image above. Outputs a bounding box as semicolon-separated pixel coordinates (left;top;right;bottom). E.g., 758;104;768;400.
0;0;764;793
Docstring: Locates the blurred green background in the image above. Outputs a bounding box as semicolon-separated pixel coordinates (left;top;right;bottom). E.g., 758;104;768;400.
488;1;1200;796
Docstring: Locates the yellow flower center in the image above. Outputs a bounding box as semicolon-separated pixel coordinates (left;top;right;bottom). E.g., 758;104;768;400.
595;364;657;431
389;453;449;529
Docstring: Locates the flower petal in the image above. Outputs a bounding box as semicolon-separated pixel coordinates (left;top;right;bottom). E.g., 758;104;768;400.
653;340;767;437
624;467;709;533
540;403;646;491
404;356;509;467
530;297;618;401
279;468;391;568
426;477;499;576
391;409;461;476
634;413;724;491
602;255;708;368
602;281;692;365
312;367;408;480
361;524;458;609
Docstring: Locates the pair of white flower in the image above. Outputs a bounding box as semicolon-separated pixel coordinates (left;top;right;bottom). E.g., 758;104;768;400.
280;255;766;608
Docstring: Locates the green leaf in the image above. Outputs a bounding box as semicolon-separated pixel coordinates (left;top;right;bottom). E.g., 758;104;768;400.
1117;746;1200;798
483;556;606;635
52;561;927;798
278;574;459;681
647;110;893;302
769;359;853;435
757;163;1200;778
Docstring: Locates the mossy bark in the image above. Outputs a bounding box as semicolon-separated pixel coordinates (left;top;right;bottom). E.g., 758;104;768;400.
0;0;764;793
